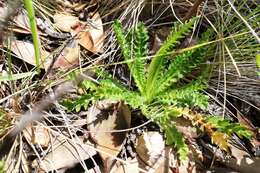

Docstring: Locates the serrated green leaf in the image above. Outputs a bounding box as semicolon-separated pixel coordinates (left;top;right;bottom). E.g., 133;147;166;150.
145;18;197;101
165;125;189;160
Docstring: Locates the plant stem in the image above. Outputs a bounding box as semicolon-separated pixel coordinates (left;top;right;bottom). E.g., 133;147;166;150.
23;0;41;73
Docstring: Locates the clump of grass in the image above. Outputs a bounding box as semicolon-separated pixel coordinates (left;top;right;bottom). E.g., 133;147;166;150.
204;1;260;105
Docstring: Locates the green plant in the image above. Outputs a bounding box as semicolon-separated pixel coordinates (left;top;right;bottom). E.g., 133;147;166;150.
256;54;260;76
23;0;41;73
0;160;4;173
63;19;251;160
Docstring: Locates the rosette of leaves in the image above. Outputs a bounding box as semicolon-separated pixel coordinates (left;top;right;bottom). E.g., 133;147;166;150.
63;18;251;160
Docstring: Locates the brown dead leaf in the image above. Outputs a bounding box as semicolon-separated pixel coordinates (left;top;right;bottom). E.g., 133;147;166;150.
10;40;50;68
9;9;46;35
13;9;30;32
136;132;166;172
53;13;79;33
50;38;80;70
23;125;50;148
32;135;98;172
86;100;131;161
53;12;104;54
205;139;260;173
0;5;31;34
78;12;104;53
110;132;170;173
224;144;260;173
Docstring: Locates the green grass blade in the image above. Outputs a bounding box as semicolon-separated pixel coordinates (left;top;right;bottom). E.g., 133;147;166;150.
0;71;37;82
256;54;260;70
256;54;260;76
23;0;41;73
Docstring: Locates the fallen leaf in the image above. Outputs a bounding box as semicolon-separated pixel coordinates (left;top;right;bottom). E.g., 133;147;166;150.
50;38;80;70
32;134;98;172
225;144;260;173
110;132;170;173
205;138;260;173
23;125;50;148
136;132;166;172
237;113;260;156
53;13;79;33
53;12;104;55
0;5;8;18
11;8;46;35
9;40;50;69
86;100;131;161
13;9;30;31
78;12;104;53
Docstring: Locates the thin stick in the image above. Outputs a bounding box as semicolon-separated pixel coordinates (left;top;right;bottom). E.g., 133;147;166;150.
183;0;205;21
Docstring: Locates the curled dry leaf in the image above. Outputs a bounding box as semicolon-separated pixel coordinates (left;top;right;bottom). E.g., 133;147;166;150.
78;12;105;53
10;40;50;69
53;13;79;33
49;12;104;70
86;100;131;161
